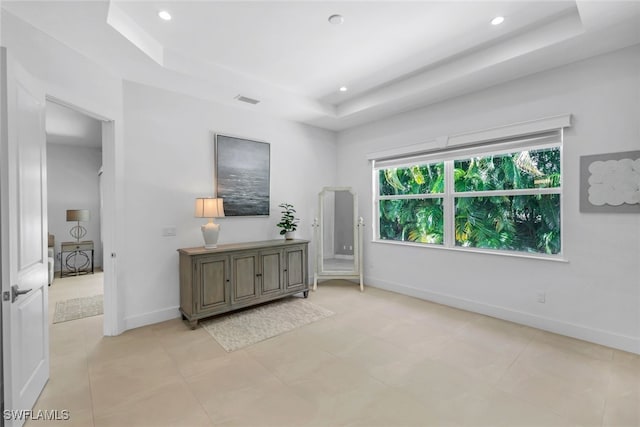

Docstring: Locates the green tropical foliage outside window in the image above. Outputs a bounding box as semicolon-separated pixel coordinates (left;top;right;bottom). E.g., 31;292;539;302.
455;194;560;254
377;146;562;256
380;199;443;243
379;163;444;196
454;147;561;192
378;162;445;244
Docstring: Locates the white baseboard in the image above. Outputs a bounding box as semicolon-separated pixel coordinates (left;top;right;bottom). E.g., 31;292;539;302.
368;276;640;355
334;255;354;260
124;306;181;331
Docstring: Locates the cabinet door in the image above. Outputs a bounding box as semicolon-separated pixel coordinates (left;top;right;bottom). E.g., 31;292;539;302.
196;255;230;312
284;245;307;291
231;252;259;303
260;249;283;296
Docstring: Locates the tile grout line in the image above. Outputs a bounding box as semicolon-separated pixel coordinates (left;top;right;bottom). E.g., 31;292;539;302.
493;331;535;386
154;324;218;426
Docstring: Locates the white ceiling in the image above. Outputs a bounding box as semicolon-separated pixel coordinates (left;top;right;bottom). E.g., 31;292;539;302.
3;1;640;131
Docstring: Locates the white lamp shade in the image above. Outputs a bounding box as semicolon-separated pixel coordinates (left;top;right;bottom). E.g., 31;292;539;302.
66;209;90;222
194;198;225;218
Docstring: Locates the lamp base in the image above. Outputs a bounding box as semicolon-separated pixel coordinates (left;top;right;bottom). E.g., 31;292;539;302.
201;221;220;249
70;223;87;242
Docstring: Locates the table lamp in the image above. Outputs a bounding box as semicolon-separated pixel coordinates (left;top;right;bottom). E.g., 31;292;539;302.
194;198;224;248
66;209;90;242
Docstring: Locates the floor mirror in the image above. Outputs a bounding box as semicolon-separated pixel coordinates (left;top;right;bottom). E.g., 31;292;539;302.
312;187;364;291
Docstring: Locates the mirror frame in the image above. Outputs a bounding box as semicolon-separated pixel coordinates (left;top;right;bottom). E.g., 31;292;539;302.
313;186;364;291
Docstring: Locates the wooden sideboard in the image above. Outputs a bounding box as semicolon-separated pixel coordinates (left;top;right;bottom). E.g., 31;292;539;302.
178;239;309;328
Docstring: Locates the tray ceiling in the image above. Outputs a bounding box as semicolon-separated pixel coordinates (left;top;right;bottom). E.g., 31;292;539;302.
3;1;639;131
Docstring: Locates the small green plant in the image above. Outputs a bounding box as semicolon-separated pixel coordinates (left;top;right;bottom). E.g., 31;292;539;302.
276;203;299;235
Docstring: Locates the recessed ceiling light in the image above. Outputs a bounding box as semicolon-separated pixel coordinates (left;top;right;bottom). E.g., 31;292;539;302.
158;10;172;21
491;16;505;26
339;86;348;92
328;14;344;25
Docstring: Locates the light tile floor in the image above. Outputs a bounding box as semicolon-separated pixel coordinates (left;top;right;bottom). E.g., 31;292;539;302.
28;275;639;427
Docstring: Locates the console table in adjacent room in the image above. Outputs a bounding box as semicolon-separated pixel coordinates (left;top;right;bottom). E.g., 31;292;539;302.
60;240;94;277
178;239;309;329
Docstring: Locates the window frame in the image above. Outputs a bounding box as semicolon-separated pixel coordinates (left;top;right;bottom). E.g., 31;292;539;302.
372;136;565;261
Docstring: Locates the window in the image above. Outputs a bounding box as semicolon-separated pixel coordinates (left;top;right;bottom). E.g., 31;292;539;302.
373;130;563;257
378;162;445;244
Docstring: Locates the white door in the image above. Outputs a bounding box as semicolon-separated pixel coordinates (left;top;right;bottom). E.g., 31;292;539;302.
1;47;49;426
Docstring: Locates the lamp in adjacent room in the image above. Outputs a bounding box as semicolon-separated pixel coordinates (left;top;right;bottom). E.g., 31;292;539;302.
66;209;90;242
194;198;225;249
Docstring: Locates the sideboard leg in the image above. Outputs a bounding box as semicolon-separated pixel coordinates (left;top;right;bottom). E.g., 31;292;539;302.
303;290;309;298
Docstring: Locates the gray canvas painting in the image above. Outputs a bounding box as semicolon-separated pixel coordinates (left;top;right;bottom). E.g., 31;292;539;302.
215;134;270;216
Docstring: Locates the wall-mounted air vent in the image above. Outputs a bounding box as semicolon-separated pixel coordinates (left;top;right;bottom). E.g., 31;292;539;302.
234;95;260;105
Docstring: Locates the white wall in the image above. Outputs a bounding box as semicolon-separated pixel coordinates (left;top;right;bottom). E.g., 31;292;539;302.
47;143;103;270
121;81;337;329
337;45;640;354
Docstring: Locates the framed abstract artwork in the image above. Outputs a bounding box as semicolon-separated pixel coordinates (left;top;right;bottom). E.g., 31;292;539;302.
580;150;640;213
215;134;270;216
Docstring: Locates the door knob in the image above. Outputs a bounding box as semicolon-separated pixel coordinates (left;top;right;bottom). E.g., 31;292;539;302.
11;284;32;303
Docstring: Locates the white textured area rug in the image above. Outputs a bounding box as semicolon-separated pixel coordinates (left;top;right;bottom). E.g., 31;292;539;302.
201;298;334;352
53;294;103;324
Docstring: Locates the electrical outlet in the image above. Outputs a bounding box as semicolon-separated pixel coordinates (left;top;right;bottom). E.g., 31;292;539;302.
162;226;176;237
349;245;353;250
536;292;546;303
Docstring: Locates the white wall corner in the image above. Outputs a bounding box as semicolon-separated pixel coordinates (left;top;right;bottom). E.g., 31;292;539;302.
106;1;164;66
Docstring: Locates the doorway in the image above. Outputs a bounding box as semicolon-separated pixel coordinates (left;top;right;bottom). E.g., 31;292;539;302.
46;99;104;306
44;96;116;337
